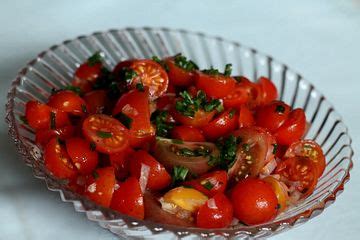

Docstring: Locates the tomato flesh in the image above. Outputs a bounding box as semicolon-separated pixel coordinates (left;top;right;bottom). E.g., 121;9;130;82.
255;101;291;133
48;90;87;116
202;109;239;141
257;77;278;105
171;126;205;142
36;125;75;148
82;114;129;154
238;105;255;128
195;71;236;98
274;108;306;145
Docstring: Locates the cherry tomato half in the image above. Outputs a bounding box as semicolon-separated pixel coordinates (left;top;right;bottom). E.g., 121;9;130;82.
255;100;291;133
222;84;249;109
172;109;216;128
83;90;108;114
128;150;171;191
66;138;99;175
263;176;289;212
130;59;169;99
231;178;278;225
74;61;102;82
35;125;75;148
238;105;255;128
25;101;70;130
84;166;116;207
195;71;236;98
196;193;233;229
171;126;205;142
110;177;144;220
165;57;194;87
183;170;228;197
82;114;129;154
109;147;135;180
257;77;278;105
44;138;77;179
202;109;239;141
285;140;326;177
48;90;87;116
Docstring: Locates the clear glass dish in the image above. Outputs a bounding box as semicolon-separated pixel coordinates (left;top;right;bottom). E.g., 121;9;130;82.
5;27;354;239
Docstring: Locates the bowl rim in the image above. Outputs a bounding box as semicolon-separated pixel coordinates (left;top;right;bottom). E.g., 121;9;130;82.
5;26;354;237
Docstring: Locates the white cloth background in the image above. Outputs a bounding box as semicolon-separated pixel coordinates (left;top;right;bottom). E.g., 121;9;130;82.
0;0;359;239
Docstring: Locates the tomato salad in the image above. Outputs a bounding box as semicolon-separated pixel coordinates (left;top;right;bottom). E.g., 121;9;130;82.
23;52;326;228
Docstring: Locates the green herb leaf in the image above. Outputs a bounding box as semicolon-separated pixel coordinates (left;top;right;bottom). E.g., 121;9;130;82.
92;170;100;179
229;109;236;118
81;104;87;113
50;111;56;130
64;85;82;95
172;166;189;183
173;53;199;72
208;155;220;167
177;146;211;157
19;115;28;125
96;131;112;138
171;139;184;144
224;64;232;76
272;143;278;154
87;52;102;66
90;142;96;151
152;56;169;72
204;99;222;112
123;68;138;84
202;67;220;75
136;82;144;92
201;181;214;190
114;112;133;129
151;110;174;137
211;135;239;169
275;104;285;113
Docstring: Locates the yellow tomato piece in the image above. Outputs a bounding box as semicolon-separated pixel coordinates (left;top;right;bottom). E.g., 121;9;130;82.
163;187;208;212
263;176;289;212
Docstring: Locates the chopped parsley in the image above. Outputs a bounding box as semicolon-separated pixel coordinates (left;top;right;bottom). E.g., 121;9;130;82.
92;170;100;179
96;131;112;138
229;109;236;118
224;64;232;76
172;166;189;183
173;53;199;72
136;82;144;92
171;139;184;144
89;142;96;151
64;85;82;95
208;135;241;169
152;56;169;72
151;110;174;137
176;146;211;157
19;115;28;125
50;111;56;130
175;90;223;117
93;67;127;100
201;181;214;190
122;68;138;84
272;143;278;154
81;104;87;113
87;52;102;66
275;104;285;113
202;63;233;76
114;112;133;129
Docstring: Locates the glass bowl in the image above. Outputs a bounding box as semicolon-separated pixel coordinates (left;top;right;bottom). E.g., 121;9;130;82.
5;27;354;239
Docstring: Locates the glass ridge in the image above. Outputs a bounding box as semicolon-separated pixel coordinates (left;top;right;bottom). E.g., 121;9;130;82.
5;27;354;239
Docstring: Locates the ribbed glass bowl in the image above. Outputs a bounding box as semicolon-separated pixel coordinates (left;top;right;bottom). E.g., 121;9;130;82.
5;27;354;239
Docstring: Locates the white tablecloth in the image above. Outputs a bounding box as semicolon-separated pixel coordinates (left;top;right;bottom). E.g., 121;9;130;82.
1;0;359;239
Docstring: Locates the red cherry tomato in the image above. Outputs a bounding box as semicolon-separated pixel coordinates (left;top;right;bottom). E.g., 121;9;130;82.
234;77;263;108
274;108;306;146
130;59;169;99
44;138;77;179
65;138;99;175
110;177;144;220
82;114;129;154
112;59;134;76
83;90;108;114
171;126;205;142
156;94;176;111
35;125;75;148
231;178;278;225
165;58;194;87
84;167;116;207
74;62;102;82
202;109;239;141
109;147;135;180
238;105;255;128
113;89;153;141
128;150;171;191
285;140;326;177
275;156;318;199
25;101;70;130
48;90;87;116
172;109;216;128
196;193;233;229
183;170;228;197
257;77;278;105
255;101;291;133
222;84;249;109
195;71;236;98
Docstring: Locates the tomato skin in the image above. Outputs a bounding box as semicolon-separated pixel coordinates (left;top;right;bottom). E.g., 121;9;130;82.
275;156;318;199
165;58;194;87
195;71;236;98
83;90;108;114
202;109;238;141
110;177;144;220
112;59;134;76
109;147;135;180
65;138;99;175
128;150;171;191
44;138;77;179
222;84;249;109
130;59;169;99
231;178;278;225
25;101;70;130
156;94;176;111
263;176;289;212
274;109;306;146
255;101;291;133
84;167;116;207
35;125;75;148
183;170;228;197
285;140;326;177
171;126;205;142
258;77;278;105
48;90;87;116
75;62;102;82
238;105;255;128
196;193;233;229
172;109;216;128
82;114;129;154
